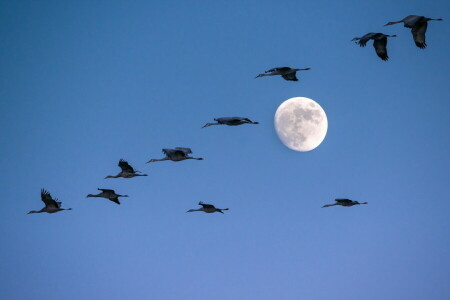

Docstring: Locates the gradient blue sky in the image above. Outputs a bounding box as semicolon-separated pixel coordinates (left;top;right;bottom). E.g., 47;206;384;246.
1;1;449;299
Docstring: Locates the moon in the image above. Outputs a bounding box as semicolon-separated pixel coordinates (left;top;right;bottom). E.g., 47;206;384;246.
274;97;328;152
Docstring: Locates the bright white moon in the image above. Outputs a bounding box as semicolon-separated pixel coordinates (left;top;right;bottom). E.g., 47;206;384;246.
274;97;328;152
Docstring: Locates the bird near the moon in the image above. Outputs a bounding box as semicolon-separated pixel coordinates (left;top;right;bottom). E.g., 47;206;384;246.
274;97;328;152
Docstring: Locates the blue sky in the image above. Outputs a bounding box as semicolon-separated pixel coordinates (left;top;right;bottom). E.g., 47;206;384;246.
1;1;449;299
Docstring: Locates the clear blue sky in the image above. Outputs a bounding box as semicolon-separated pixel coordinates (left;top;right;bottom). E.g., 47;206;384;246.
1;1;449;299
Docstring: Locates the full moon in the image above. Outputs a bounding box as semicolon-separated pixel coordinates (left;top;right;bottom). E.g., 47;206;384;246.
274;97;328;152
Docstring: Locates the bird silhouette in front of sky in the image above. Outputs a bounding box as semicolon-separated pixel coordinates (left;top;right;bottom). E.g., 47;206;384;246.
146;147;203;163
255;67;310;81
28;189;72;214
384;15;443;49
105;159;148;179
186;202;229;214
352;33;396;61
322;199;368;208
202;117;259;128
86;188;128;205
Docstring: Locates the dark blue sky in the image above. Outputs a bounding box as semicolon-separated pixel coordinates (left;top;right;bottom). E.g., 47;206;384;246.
1;1;449;299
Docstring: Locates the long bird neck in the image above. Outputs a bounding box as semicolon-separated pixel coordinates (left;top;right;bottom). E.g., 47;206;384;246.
426;18;443;22
87;194;102;197
105;174;120;179
148;157;169;163
202;122;221;128
187;208;203;212
384;20;403;26
256;73;275;78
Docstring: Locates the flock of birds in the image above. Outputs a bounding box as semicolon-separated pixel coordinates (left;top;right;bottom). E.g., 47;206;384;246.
28;15;443;215
352;15;443;61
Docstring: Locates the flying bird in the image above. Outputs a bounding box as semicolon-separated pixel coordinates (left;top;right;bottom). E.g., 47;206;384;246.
146;148;203;163
255;67;310;81
322;199;368;208
384;15;443;49
28;189;72;214
202;117;259;128
352;33;396;61
105;159;148;179
186;202;229;214
86;188;128;205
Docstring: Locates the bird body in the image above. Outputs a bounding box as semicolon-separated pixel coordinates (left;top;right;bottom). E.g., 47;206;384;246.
86;188;128;205
255;67;310;81
322;199;368;208
202;117;259;128
384;15;443;48
352;33;396;61
28;189;72;214
105;159;148;179
186;202;229;214
147;147;203;163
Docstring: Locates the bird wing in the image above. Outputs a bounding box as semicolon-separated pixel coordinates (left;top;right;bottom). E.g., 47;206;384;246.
373;37;389;61
40;189;59;208
281;72;298;81
119;159;135;173
219;117;246;125
199;202;215;209
109;197;120;205
335;199;352;204
403;15;423;28
98;188;115;194
175;147;193;155
162;148;187;159
218;117;240;123
357;33;376;47
266;67;290;73
412;21;427;49
162;148;175;156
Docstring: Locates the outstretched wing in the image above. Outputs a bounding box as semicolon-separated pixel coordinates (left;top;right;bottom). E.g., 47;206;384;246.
335;199;352;204
412;22;427;49
109;197;120;205
266;67;290;73
357;32;377;47
40;189;59;208
98;188;115;194
403;15;423;28
281;72;298;81
198;201;215;209
217;117;246;125
175;147;193;155
373;37;389;61
119;159;135;173
162;148;180;157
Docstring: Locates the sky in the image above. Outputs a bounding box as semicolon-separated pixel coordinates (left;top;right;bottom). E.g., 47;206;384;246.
0;1;449;299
